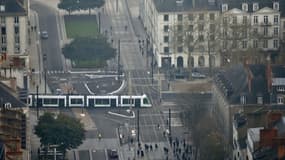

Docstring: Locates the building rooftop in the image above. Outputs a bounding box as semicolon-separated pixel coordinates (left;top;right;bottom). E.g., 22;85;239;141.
214;64;285;105
248;127;264;143
0;82;26;107
0;0;27;16
153;0;219;13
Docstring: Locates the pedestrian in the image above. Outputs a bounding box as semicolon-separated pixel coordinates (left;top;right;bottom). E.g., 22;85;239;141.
155;144;158;149
150;145;153;151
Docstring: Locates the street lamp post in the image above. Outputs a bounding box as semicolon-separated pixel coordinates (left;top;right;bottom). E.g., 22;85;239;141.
36;85;39;119
43;54;47;94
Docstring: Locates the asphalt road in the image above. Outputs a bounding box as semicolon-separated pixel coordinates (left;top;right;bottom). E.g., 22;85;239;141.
30;1;63;71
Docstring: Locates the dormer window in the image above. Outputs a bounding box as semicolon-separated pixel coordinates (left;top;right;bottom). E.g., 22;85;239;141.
277;95;284;104
273;2;279;11
240;95;246;105
222;4;228;12
0;5;5;12
257;95;263;104
253;3;259;11
242;3;248;12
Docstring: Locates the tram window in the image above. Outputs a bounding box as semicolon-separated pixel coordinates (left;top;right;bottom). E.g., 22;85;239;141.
95;99;109;104
143;98;149;104
71;98;83;104
43;98;58;104
123;98;133;104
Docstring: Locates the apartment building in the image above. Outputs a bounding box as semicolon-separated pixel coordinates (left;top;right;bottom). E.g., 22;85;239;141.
140;0;220;69
140;0;283;69
221;1;281;65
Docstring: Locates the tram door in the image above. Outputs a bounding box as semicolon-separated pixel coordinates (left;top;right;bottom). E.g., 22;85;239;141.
38;98;43;107
134;98;141;107
59;99;65;107
111;99;116;107
89;99;94;107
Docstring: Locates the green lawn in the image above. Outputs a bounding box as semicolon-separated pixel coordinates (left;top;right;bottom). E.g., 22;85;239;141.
64;15;99;38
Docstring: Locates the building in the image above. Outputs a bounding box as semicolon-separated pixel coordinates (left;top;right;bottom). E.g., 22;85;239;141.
0;81;29;160
212;62;285;155
221;0;281;65
140;0;221;69
233;111;285;160
140;0;284;69
0;0;29;89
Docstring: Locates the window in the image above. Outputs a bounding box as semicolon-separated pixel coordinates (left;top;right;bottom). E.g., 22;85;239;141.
1;46;6;52
210;34;215;41
253;40;258;48
188;25;193;32
274;27;279;36
0;16;5;24
198;35;204;42
210;24;215;32
177;14;183;21
188;14;194;21
164;25;169;32
230;41;236;49
14;16;19;24
210;13;215;20
164;36;169;43
164;47;169;53
199;14;204;20
198;24;204;31
1;36;6;44
274;15;279;24
233;16;237;24
1;27;5;35
177;46;183;52
254;16;258;24
164;14;169;21
253;28;258;34
264;27;268;36
263;40;268;48
177;36;183;43
274;40;279;48
277;96;284;104
242;3;248;11
15;36;19;44
223;40;227;49
188;35;194;42
242;40;247;49
264;16;268;24
242;16;247;24
253;3;259;11
223;29;227;37
188;46;194;52
177;25;183;32
15;46;20;53
223;17;227;24
273;2;279;10
242;30;247;38
14;26;19;34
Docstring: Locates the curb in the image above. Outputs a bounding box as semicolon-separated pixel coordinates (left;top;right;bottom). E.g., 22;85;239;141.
107;110;135;119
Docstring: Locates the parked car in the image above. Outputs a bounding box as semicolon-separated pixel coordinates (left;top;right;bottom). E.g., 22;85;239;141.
107;149;119;159
41;31;48;39
191;72;206;79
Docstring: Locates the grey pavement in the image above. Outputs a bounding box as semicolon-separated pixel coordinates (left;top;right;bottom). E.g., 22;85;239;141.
29;9;51;94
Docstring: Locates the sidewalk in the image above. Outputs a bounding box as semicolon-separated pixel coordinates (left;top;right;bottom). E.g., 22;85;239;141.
28;10;51;94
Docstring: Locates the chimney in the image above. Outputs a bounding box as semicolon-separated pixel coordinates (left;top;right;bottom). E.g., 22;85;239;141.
192;0;195;8
244;60;253;93
266;56;272;93
267;112;282;128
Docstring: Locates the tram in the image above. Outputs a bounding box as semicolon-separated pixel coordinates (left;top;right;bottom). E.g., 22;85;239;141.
28;94;152;108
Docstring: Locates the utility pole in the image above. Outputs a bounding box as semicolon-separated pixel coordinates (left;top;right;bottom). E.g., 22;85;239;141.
98;12;101;33
116;0;118;12
128;71;132;109
169;108;171;137
36;85;39;119
137;109;140;145
158;69;161;103
118;39;120;79
43;54;47;94
151;51;154;84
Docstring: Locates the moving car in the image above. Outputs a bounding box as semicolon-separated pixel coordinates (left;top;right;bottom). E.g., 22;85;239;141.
41;31;48;39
